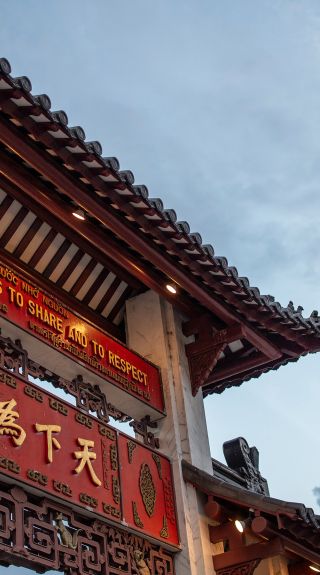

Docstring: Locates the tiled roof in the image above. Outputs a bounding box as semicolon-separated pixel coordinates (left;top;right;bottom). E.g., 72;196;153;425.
0;56;319;392
183;459;320;555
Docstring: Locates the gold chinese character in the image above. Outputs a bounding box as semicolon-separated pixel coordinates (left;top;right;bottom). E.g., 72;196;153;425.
35;423;61;463
0;399;26;446
73;437;101;487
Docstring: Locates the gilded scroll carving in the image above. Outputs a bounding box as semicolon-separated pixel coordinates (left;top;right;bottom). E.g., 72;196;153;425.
132;501;144;528
112;476;120;505
110;444;118;471
128;440;137;463
160;515;169;539
152;453;162;479
139;463;156;517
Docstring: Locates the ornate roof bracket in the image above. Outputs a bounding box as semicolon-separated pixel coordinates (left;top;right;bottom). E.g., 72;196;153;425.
185;323;245;396
215;559;261;575
186;341;226;396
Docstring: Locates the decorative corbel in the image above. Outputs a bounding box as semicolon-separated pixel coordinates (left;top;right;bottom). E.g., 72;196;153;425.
184;320;245;396
186;339;226;396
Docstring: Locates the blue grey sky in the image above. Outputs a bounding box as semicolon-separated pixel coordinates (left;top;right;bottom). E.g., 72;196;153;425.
0;0;319;514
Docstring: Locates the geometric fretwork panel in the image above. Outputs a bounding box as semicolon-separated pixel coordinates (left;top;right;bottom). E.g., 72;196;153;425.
0;483;175;575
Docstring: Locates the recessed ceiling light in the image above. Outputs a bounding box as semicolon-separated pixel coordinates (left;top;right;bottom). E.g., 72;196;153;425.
72;209;85;221
166;284;177;294
234;519;245;533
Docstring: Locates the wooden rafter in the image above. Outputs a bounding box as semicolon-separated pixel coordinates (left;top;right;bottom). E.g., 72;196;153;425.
0;151;201;318
0;250;121;340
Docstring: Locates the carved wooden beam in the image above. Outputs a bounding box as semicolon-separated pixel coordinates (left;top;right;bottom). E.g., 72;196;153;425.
212;537;284;571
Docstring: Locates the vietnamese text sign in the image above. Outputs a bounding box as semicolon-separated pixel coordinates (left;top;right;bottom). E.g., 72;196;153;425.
0;367;179;547
0;262;164;413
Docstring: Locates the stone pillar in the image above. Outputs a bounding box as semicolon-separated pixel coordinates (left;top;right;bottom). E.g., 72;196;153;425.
126;290;213;575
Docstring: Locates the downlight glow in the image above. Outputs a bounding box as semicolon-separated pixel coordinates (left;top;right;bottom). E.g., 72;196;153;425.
234;520;245;533
166;284;177;294
72;209;86;221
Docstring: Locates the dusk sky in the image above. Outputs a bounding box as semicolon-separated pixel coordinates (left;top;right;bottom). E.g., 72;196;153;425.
0;0;319;534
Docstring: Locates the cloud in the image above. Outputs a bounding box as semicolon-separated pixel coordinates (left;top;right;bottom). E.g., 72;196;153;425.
313;487;320;508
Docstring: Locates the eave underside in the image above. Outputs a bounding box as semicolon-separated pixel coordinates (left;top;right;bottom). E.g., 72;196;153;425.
0;57;319;394
183;460;320;562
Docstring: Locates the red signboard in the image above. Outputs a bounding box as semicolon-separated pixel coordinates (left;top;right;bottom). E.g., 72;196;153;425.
0;262;164;414
0;367;179;547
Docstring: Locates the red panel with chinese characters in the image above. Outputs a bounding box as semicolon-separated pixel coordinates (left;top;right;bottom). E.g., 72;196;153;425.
0;367;121;522
0;262;164;413
0;367;179;547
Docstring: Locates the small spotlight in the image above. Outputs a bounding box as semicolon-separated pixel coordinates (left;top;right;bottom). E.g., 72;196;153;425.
166;284;177;294
72;209;85;221
234;519;245;533
310;567;320;573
